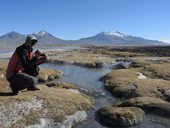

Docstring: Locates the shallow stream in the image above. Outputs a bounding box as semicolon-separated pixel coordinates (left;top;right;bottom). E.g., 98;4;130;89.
42;63;170;128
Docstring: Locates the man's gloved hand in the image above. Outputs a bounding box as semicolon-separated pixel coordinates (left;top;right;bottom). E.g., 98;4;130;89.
35;52;41;59
35;50;44;59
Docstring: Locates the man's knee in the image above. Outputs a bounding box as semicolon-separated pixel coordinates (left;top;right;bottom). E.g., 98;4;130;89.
29;77;38;86
17;73;38;87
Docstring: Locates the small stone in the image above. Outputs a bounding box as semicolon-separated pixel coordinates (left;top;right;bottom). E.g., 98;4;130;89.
165;90;170;100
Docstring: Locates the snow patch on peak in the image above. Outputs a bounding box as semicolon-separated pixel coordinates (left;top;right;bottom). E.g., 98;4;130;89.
104;31;126;38
33;30;48;36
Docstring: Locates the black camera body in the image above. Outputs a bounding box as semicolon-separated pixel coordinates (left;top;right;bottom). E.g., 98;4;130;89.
35;50;45;56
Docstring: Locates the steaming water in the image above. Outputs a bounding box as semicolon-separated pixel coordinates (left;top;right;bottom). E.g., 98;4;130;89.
42;63;170;128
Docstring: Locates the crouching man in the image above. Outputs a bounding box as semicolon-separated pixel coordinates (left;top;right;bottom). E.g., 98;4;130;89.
6;35;47;95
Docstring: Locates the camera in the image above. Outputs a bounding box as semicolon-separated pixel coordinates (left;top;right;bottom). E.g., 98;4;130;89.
35;50;45;56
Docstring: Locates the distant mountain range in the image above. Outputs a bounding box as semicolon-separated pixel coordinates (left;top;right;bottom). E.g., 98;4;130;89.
0;30;168;49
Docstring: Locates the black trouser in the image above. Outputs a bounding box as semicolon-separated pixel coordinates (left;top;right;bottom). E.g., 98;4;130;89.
9;73;38;91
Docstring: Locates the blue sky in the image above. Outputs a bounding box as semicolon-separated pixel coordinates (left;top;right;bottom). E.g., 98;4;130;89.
0;0;170;42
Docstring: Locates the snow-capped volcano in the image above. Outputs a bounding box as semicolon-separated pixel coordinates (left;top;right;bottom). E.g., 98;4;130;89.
78;31;166;45
32;30;65;44
104;31;126;38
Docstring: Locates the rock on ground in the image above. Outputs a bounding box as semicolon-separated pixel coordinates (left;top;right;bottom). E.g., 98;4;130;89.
117;97;170;117
98;107;144;127
39;68;63;82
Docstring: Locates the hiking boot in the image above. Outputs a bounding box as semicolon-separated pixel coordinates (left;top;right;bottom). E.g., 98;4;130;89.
27;86;40;91
10;83;18;95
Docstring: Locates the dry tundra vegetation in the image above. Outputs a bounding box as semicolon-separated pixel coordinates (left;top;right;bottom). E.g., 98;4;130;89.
0;45;170;127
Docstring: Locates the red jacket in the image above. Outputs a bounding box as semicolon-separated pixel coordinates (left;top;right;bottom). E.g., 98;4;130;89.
6;49;47;81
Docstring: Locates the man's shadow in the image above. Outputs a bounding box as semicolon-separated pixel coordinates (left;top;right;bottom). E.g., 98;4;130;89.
0;92;15;96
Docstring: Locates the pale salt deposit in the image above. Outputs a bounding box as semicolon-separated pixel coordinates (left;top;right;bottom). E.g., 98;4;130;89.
0;97;43;128
27;111;87;128
137;72;147;79
67;89;80;94
111;60;116;64
165;90;170;98
26;118;58;128
59;111;87;128
80;88;89;93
